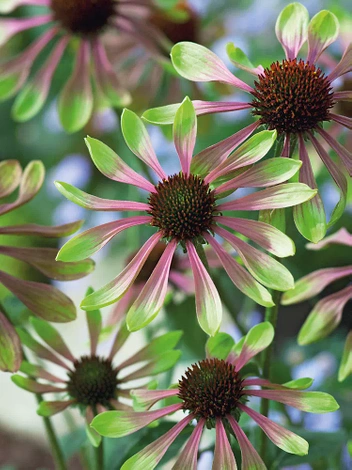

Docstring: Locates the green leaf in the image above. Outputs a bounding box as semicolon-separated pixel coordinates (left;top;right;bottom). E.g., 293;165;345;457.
206;333;235;360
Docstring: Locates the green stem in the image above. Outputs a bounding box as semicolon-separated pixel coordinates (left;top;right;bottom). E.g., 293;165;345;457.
95;438;104;470
36;394;67;470
259;289;282;462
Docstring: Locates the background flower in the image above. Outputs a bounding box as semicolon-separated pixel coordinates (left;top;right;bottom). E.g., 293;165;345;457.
0;159;94;372
282;227;352;381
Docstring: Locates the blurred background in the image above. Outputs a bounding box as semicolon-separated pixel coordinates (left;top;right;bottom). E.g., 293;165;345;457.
0;0;351;468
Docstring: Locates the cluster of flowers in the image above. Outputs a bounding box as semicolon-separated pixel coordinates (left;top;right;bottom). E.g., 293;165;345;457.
0;1;350;468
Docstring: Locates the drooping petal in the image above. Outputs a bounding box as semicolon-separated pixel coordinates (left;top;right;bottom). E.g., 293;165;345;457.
226;43;263;75
131;389;180;410
215;158;302;194
330;112;352;130
306;227;352;250
217;183;317;212
127;241;177;331
92;39;131;108
11;375;66;394
118;330;183;369
12;37;68;122
37;400;75;417
16;328;70;370
0;15;51;47
173;97;197;175
216;227;294;291
307;10;339;63
317;127;352;176
171;42;253;92
121;109;166;180
334;91;352;101
298;285;352;345
293;135;326;243
239;404;308;456
0;311;22;372
0;271;76;322
121;350;181;382
85;136;155;192
172;419;204;470
215;216;295;257
0;0;48;14
281;266;352;305
227;416;266;470
0;246;94;281
204;235;274;307
85;288;102;356
55;181;150;212
90;403;183;437
275;3;309;59
191;122;260;177
186;241;222;336
308;132;347;228
142;100;252;125
58;40;93;133
0;160;44;216
81;233;162;310
246;389;339;413
120;415;193;470
30;317;74;362
20;361;64;384
205;130;277;184
338;331;352;382
233;322;274;371
0;160;21;198
243;377;314;390
212;419;237;470
56;216;151;262
0;220;84;238
328;43;352;82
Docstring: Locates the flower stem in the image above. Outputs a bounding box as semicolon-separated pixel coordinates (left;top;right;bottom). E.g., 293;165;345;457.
95;439;104;470
259;289;282;461
36;394;67;470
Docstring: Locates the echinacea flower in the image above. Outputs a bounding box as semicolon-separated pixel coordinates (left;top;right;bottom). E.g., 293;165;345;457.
0;0;171;132
11;298;182;443
282;227;352;382
0;159;94;372
144;3;352;243
91;322;339;469
55;98;316;336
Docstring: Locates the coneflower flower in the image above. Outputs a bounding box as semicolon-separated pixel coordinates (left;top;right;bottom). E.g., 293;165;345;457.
55;98;316;336
91;322;339;469
0;159;94;371
282;227;352;382
0;0;169;132
11;301;182;441
144;3;352;243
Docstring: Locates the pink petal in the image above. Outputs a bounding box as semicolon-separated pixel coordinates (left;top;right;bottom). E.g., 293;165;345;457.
334;91;352;101
174;98;197;175
131;389;180;410
215;216;295;257
306;227;352;250
109;322;130;361
172;419;204;470
193;100;253;115
191;121;259;176
317;127;352;176
213;419;238;470
127;241;177;331
169;271;194;294
227;415;266;470
186;241;222;336
0;15;51;46
0;311;22;372
37;400;75;417
328;43;352;82
81;233;162;310
330;113;352;130
20;361;64;384
0;220;84;238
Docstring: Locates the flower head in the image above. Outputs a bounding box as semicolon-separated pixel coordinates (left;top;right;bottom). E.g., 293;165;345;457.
0;0;169;132
144;3;352;243
11;296;182;432
91;322;339;469
56;98;316;335
282;227;352;381
0;159;94;372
